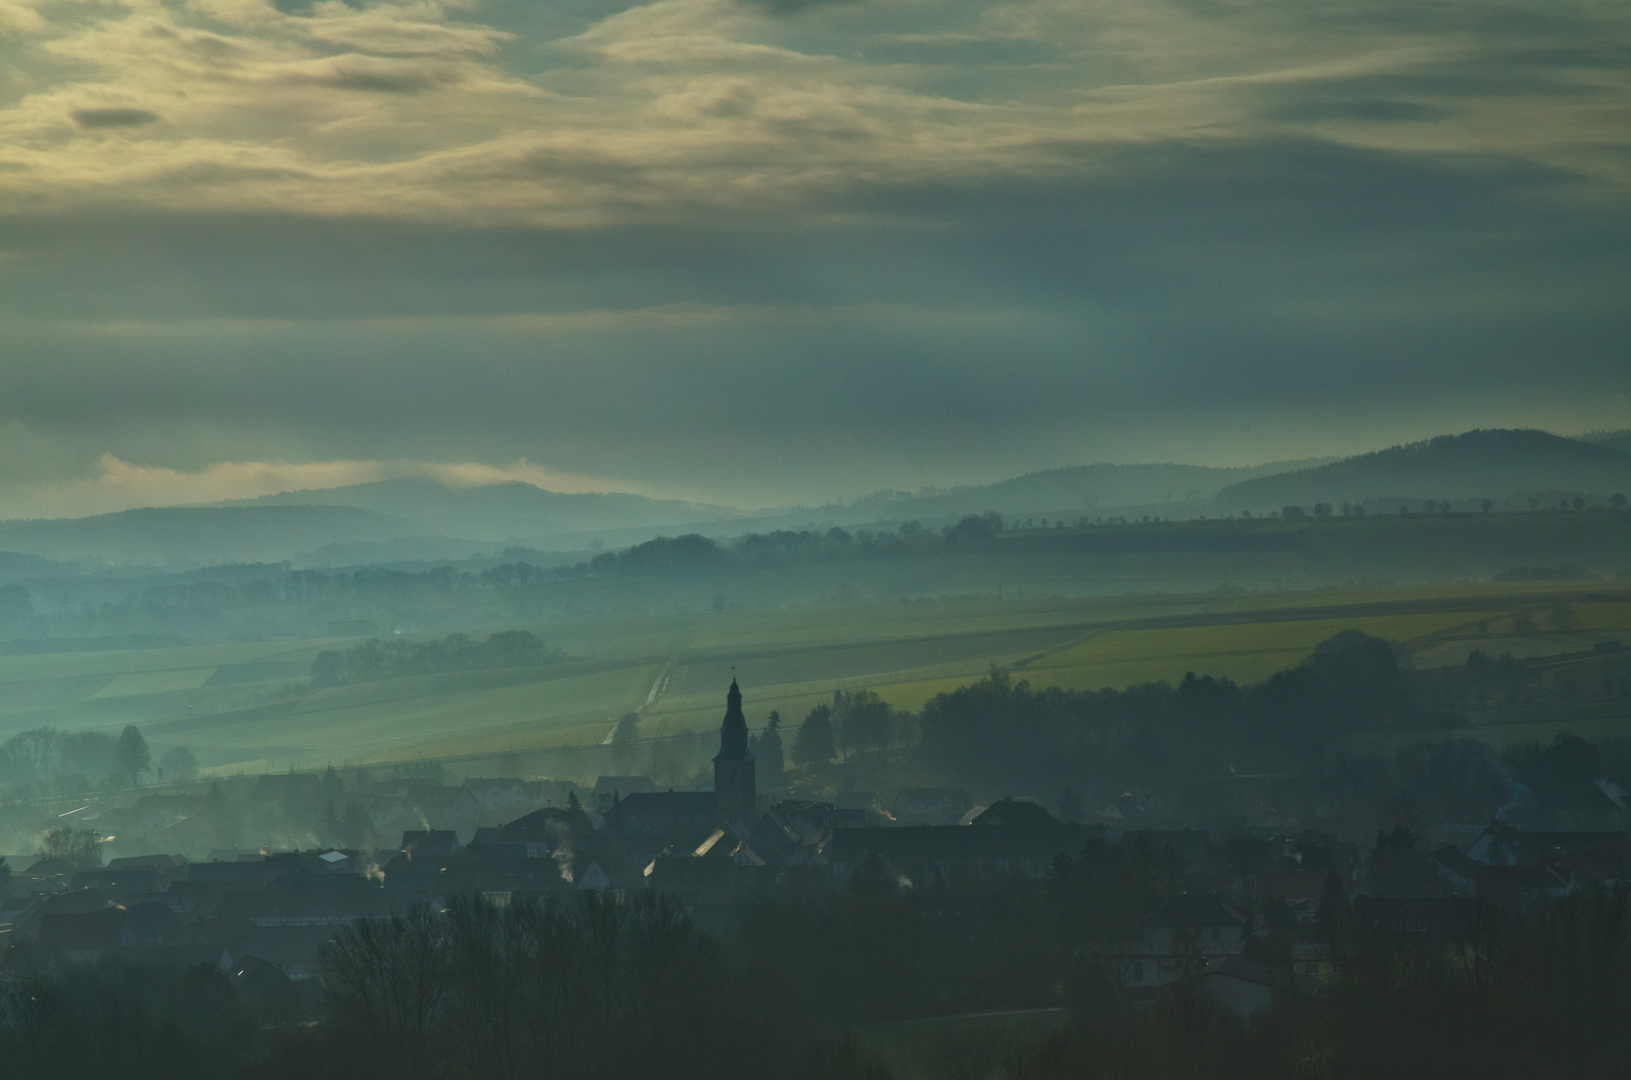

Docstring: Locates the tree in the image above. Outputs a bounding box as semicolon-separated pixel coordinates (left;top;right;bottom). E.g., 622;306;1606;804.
791;704;836;766
0;583;31;620
1481;499;1494;513
1613;493;1628;511
40;826;103;866
835;689;893;757
159;746;198;784
1313;502;1333;518
945;512;1004;546
322;905;449;1080
1363;824;1443;897
1549;603;1579;632
757;710;785;783
116;725;150;787
609;713;641;774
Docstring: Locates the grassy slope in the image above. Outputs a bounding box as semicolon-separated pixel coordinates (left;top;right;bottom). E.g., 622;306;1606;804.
0;582;1627;775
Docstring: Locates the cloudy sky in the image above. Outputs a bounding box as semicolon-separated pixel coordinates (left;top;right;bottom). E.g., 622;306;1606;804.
1;0;1628;517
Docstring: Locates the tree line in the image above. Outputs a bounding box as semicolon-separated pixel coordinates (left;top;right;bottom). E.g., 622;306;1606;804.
310;630;565;687
5;879;1631;1079
0;723;193;801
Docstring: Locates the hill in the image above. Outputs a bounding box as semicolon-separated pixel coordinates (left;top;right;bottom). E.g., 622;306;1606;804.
220;479;737;540
1585;430;1631;455
0;505;415;566
1215;430;1631;511
843;458;1335;522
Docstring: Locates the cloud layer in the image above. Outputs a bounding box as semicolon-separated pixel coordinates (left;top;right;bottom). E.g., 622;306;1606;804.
0;0;1628;515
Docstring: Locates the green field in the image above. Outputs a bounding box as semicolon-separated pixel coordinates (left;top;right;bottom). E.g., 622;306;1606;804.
0;580;1627;777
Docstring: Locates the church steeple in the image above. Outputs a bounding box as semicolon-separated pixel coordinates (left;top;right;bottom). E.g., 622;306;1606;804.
714;678;750;762
713;678;756;823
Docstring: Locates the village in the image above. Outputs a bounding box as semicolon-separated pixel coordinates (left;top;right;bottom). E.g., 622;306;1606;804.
5;680;1629;1028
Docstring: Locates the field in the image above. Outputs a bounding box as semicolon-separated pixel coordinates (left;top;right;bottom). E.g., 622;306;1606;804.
0;580;1627;778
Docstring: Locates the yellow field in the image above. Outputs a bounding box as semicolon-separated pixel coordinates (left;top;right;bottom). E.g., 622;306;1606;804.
90;668;219;699
0;579;1624;776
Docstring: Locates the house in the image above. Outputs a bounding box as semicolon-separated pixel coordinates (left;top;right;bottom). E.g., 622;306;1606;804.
970;798;1058;828
1187;955;1319;1019
1091;893;1249;989
400;830;460;858
36;907;126;964
1122;829;1216;878
228;953;298;1006
498;807;593;854
525;780;583;812
464;778;536;819
211;881;401;926
1348;896;1485;950
463;778;583;820
892;788;973;824
739;802;836;866
826;822;1091;891
1142;893;1248;947
608;792;719;864
8;888;113;940
366;785;481;837
593;775;656;810
69;864;170;898
1466;821;1628;867
576;860;611;891
253;773;325;818
1289;940;1337;984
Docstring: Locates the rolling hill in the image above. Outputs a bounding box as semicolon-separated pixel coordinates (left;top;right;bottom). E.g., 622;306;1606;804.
0;505;414;566
1215;430;1631;511
839;458;1336;522
219;479;737;541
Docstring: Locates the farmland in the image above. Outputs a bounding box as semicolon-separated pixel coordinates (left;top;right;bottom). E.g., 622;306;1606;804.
0;577;1627;780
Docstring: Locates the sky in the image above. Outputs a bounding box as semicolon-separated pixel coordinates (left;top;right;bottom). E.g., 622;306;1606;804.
1;0;1628;517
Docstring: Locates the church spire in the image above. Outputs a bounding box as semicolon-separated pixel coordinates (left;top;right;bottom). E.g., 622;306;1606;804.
713;677;756;824
714;678;751;762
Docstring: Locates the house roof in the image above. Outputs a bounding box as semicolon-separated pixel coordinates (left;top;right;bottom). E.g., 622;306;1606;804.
499;808;588;843
400;830;459;856
1142;893;1247;928
1468;823;1629;866
37;908;125;951
593;775;656;795
106;854;188;869
970;798;1058;828
826;823;1087;869
607;792;718;843
895;787;972;806
1203;955;1318;996
1122;829;1215;871
70;866;167;895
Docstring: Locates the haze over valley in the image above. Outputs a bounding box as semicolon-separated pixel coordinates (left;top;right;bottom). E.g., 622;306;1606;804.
4;0;1631;1069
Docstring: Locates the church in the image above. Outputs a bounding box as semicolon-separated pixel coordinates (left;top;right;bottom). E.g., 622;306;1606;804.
711;677;756;824
603;678;763;862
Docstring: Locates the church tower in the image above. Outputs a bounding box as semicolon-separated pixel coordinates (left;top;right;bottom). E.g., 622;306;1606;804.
713;678;756;824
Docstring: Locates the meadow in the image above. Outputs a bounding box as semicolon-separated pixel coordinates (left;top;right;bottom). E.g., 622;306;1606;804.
0;580;1626;778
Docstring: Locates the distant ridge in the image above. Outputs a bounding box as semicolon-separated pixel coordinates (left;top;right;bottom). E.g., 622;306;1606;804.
0;504;413;565
844;458;1336;520
216;478;737;540
1215;429;1631;510
1584;429;1631;455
